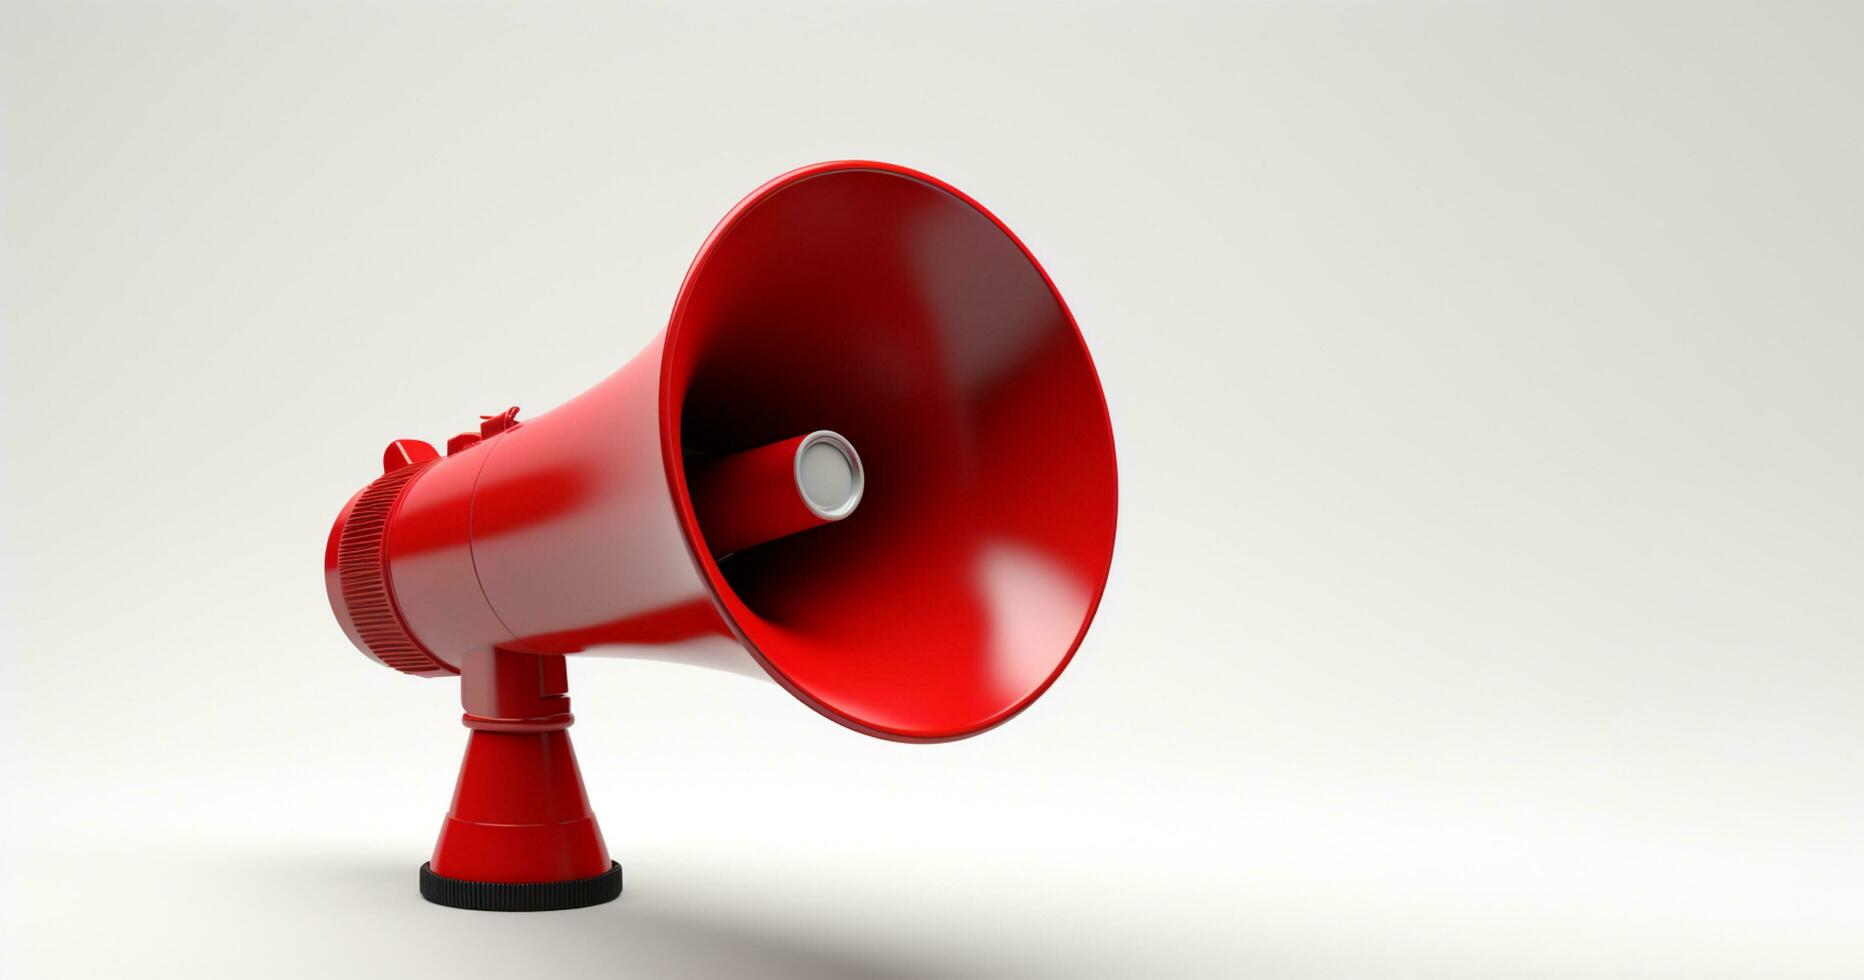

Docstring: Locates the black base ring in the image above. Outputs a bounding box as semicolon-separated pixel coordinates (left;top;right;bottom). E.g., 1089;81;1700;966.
419;861;623;911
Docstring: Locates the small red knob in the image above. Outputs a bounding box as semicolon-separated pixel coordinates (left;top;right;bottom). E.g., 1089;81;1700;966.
383;439;440;474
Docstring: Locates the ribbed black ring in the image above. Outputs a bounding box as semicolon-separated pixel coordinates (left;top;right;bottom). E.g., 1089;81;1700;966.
419;862;622;911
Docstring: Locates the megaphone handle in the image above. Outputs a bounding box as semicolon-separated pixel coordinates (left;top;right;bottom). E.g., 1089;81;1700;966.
421;647;622;910
459;646;574;732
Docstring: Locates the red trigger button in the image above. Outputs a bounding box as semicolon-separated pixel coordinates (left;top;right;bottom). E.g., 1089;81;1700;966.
382;439;440;474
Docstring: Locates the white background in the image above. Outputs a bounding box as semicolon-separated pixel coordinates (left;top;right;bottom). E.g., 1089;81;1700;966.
3;2;1861;977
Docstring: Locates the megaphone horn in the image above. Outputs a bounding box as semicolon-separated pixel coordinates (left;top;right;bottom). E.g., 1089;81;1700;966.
324;160;1119;911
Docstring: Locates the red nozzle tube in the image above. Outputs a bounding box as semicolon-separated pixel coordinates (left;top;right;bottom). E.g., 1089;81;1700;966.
687;430;864;557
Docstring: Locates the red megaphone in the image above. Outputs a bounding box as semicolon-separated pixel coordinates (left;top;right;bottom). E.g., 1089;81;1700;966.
324;161;1118;911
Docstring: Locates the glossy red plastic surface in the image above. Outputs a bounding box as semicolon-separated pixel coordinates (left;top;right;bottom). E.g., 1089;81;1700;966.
328;161;1117;745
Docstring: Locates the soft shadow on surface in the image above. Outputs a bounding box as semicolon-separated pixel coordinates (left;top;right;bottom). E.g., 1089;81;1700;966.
19;833;1243;979
73;847;953;980
253;853;939;980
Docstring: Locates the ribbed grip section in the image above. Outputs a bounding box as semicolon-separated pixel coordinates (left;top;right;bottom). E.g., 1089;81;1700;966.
335;461;453;676
420;862;623;912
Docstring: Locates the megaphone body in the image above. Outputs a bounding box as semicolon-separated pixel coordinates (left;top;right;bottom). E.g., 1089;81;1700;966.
325;161;1117;910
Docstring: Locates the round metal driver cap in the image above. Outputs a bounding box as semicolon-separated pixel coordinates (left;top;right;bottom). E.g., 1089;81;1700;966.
794;430;863;520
